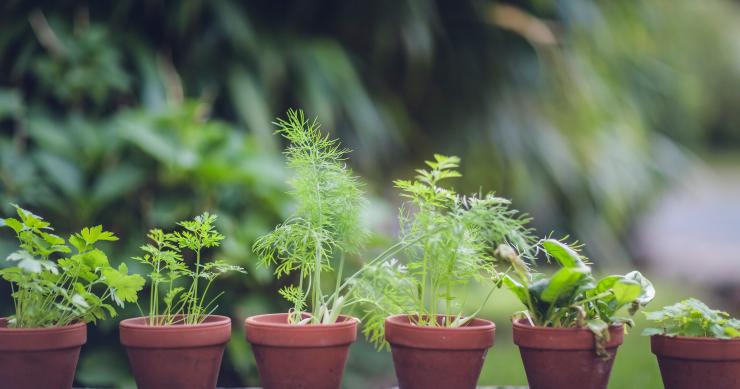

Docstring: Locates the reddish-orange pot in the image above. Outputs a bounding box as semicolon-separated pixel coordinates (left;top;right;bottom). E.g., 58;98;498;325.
245;313;357;389
385;315;496;389
120;315;231;389
651;335;740;389
0;318;86;389
512;319;624;389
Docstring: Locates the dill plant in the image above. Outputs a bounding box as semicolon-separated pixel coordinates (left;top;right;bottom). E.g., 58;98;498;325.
352;154;534;346
133;212;245;325
0;205;144;328
253;109;370;325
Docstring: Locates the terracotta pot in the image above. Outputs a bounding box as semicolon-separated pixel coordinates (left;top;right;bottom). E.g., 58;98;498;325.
245;313;358;389
385;314;496;389
0;318;86;389
651;334;740;389
119;315;231;389
512;319;624;389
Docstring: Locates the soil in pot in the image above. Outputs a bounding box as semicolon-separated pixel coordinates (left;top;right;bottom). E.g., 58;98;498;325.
651;334;740;389
0;318;87;389
119;315;231;389
512;319;623;389
245;313;357;389
384;314;495;389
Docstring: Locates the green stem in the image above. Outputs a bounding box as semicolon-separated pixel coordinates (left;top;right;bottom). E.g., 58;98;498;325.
312;237;322;324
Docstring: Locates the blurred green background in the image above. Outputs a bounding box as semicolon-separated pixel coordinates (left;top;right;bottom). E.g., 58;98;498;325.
1;0;739;387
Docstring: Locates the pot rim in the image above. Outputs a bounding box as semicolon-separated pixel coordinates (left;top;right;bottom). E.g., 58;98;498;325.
245;313;358;347
119;314;231;330
0;317;87;351
650;333;740;342
0;317;87;333
512;318;624;350
385;314;496;350
245;313;358;328
650;333;740;361
512;318;623;333
120;315;231;349
385;314;495;332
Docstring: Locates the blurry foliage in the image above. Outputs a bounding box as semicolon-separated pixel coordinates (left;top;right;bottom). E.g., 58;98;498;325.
1;0;740;386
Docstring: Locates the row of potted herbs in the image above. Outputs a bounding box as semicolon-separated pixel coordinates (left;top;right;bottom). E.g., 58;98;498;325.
0;109;737;389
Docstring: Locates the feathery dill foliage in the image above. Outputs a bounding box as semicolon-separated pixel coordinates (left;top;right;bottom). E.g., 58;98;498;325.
133;213;245;326
0;205;144;328
253;109;367;325
353;154;535;347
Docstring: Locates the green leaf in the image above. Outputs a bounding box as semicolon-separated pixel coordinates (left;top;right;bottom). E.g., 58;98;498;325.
69;235;86;253
164;287;185;309
81;249;110;269
7;250;42;273
102;263;144;306
3;218;23;233
542;239;586;268
541;266;589;303
612;279;642;306
503;275;529;306
623;271;655;306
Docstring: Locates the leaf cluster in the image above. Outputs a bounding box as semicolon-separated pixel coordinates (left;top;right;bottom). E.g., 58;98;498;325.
133;212;245;326
642;298;740;339
0;205;144;328
253;109;367;324
502;238;655;357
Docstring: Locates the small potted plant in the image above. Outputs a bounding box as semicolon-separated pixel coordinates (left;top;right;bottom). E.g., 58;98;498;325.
247;109;371;389
501;239;655;389
119;212;244;389
352;154;534;389
643;298;740;389
0;205;144;389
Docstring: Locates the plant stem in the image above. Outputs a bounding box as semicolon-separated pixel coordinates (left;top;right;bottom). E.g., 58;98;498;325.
313;236;322;324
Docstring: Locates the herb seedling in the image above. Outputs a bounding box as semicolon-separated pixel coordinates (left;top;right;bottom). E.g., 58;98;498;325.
642;298;740;338
501;238;655;356
133;212;245;325
0;205;144;328
352;154;534;347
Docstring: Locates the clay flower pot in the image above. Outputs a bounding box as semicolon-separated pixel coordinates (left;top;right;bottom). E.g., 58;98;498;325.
119;315;231;389
650;335;740;389
512;319;623;389
245;313;358;389
0;318;86;389
385;314;496;389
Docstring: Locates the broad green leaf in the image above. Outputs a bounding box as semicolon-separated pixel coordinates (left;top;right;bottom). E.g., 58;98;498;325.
594;275;621;294
623;271;655;305
612;279;642;306
541;266;589;303
69;235;86;253
7;250;42;273
3;218;23;233
503;275;529;307
81;249;110;268
542;239;586;268
102;264;145;306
